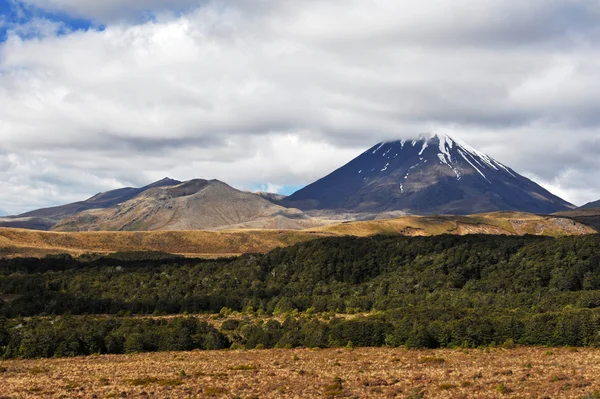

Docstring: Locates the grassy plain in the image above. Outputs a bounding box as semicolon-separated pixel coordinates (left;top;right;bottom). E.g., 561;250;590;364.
0;228;330;258
0;212;595;258
1;347;600;398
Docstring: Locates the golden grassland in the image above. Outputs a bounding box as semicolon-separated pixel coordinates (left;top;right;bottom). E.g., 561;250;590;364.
0;228;332;258
0;212;595;258
308;212;596;237
1;347;600;398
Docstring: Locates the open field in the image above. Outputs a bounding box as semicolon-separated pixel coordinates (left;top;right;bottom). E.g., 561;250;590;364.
1;347;599;398
0;211;595;258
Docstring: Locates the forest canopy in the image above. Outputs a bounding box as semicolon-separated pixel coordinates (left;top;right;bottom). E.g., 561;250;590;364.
2;234;600;358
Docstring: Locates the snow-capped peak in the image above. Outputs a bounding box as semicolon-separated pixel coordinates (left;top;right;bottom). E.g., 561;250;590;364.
377;133;518;184
283;133;574;215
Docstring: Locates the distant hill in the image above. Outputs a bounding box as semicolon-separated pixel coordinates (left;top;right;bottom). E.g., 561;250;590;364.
0;178;180;230
0;179;309;232
52;179;313;232
282;133;574;215
579;200;600;210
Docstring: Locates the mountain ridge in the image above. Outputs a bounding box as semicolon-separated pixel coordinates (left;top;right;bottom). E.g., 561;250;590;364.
580;200;600;210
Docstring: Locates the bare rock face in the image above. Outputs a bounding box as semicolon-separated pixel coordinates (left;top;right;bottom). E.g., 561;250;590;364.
282;133;574;215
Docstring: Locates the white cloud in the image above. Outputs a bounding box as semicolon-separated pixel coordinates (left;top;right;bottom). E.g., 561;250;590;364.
1;0;600;213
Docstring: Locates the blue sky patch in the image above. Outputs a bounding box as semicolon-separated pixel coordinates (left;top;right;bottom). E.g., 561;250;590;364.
0;0;97;42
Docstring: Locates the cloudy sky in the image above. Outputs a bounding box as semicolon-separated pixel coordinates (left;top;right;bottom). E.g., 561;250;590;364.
1;0;600;214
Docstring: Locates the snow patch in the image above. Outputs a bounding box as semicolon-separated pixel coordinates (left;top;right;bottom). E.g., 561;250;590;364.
449;165;461;180
452;136;499;171
438;134;454;163
458;149;490;183
418;140;428;156
495;161;517;178
372;143;385;154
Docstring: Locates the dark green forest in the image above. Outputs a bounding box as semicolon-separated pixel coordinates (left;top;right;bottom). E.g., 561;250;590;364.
2;234;600;358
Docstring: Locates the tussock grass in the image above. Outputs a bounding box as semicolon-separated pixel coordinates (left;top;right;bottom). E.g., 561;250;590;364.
1;347;600;398
228;364;258;371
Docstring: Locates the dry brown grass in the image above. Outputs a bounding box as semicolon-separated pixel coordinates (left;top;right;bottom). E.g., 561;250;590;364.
310;212;596;238
0;211;595;258
1;347;600;398
0;228;331;258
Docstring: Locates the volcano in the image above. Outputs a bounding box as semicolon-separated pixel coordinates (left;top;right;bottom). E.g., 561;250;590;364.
282;133;574;215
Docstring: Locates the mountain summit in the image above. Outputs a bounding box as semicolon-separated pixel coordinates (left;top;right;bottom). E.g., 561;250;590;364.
282;133;574;215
